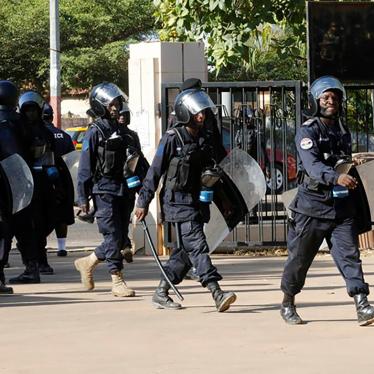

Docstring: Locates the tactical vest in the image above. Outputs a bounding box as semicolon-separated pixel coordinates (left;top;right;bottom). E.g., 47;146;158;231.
164;127;208;193
92;120;127;181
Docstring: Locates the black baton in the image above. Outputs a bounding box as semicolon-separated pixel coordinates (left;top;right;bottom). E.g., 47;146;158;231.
141;220;184;301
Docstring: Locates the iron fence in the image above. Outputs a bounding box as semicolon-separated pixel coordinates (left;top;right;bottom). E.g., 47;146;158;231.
161;81;374;248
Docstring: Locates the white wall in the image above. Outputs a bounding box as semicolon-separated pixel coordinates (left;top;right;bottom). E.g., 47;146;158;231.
128;41;208;254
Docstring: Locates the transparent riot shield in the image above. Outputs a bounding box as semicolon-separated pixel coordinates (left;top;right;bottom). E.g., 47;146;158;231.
356;160;374;216
0;153;34;214
205;148;267;253
62;150;80;203
281;188;297;218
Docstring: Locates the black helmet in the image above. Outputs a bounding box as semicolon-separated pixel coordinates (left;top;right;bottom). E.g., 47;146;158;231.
19;91;44;112
174;89;217;124
0;80;18;109
306;76;346;117
89;82;129;118
42;103;54;120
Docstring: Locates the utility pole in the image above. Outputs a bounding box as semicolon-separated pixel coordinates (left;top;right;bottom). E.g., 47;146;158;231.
50;0;61;128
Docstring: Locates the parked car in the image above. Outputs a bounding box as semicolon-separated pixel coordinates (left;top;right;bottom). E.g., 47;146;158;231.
65;126;87;150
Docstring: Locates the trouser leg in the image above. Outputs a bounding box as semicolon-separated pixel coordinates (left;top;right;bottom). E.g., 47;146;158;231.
163;221;222;287
94;194;124;273
281;213;330;296
329;218;369;297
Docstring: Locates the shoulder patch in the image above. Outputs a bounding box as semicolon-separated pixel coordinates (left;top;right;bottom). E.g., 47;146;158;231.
300;137;313;150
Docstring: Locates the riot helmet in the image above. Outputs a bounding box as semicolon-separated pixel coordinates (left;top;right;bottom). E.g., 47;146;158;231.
89;82;129;118
42;103;54;121
307;76;346;117
174;89;217;124
0;80;18;109
19;91;44;112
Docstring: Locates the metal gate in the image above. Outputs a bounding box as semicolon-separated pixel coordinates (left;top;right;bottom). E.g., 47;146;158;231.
161;81;374;248
162;81;302;247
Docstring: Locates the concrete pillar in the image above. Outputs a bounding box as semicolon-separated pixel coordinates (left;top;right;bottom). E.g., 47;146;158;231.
128;41;208;254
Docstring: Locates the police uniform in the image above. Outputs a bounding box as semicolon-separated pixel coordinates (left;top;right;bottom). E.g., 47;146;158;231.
77;118;134;272
281;116;370;298
45;122;75;157
0;106;40;283
137;126;223;286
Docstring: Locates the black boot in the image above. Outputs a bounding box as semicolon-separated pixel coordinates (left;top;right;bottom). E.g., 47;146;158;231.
354;294;374;326
9;261;40;284
207;281;236;312
280;294;303;325
0;271;13;294
152;279;182;310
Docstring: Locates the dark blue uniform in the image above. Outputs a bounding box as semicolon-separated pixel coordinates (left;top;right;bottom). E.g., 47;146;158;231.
45;123;75;157
137;126;222;286
0;109;38;269
77;118;133;272
281;117;369;297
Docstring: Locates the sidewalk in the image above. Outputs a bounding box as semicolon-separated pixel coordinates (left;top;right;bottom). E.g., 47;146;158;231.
1;251;374;374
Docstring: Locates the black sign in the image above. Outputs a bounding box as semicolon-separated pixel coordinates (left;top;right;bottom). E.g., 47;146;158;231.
308;1;374;84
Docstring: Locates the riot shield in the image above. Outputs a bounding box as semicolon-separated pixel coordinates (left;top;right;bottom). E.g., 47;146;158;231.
205;148;267;252
62;150;80;203
354;160;374;233
281;188;297;218
282;162;373;234
0;153;33;214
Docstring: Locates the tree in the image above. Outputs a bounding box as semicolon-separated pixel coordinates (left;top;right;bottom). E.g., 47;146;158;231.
154;0;307;80
0;0;155;93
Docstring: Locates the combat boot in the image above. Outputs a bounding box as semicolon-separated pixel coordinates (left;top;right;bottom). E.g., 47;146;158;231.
354;293;374;326
9;261;40;284
111;271;135;297
152;279;182;310
206;281;236;312
0;271;13;294
280;294;303;325
74;252;100;290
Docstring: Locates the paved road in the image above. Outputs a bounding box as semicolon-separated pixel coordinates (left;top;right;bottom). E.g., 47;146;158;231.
1;250;374;374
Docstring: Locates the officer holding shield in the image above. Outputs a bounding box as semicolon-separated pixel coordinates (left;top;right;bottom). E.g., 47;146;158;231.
74;82;136;297
280;76;374;326
135;88;236;312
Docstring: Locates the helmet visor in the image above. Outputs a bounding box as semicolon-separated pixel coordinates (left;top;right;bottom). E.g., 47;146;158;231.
94;83;129;107
182;90;217;115
19;91;44;110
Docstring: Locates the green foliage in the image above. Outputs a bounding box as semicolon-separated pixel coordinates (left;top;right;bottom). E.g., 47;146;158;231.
154;0;307;79
0;0;155;93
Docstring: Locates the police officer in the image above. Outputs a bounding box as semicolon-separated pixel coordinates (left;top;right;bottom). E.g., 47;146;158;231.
74;82;135;297
168;78;227;281
43;103;75;257
0;80;23;293
135;88;236;312
280;76;374;326
10;91;59;282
